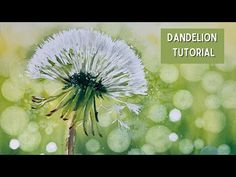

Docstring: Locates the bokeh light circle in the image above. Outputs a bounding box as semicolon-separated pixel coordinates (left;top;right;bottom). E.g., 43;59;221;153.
217;144;231;155
169;108;182;122
201;71;224;93
180;64;209;82
107;128;131;153
9;139;20;150
86;139;100;153
145;125;172;153
173;90;193;110
202;110;226;133
148;104;167;123
0;106;29;136
18;130;41;152
179;139;194;154
159;65;179;84
46;142;58;153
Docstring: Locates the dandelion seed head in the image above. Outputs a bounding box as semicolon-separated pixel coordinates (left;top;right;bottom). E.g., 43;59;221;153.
27;28;147;97
27;28;147;136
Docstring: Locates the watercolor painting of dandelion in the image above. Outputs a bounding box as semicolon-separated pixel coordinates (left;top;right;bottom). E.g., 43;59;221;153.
0;23;236;155
27;29;147;154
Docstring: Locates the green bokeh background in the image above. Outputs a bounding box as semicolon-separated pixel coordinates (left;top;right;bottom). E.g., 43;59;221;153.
0;23;236;155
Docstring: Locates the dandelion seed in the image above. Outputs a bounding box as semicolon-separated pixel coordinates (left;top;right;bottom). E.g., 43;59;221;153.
126;103;141;115
114;105;125;114
27;28;147;154
112;119;130;129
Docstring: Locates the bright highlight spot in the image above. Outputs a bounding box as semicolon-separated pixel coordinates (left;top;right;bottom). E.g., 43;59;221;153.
46;142;58;153
169;108;181;122
168;133;178;142
9;139;20;150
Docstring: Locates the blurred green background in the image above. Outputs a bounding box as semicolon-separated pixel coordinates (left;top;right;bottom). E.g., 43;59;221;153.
0;23;236;155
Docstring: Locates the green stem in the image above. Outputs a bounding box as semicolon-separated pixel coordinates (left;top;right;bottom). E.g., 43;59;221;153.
66;87;95;154
68;125;76;155
83;90;94;136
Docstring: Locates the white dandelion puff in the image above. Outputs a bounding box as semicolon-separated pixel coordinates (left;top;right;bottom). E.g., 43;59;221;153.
112;119;130;129
125;103;141;115
113;104;125;114
27;28;147;153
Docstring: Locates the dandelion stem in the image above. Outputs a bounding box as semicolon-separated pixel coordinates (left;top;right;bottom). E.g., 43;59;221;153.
68;125;76;155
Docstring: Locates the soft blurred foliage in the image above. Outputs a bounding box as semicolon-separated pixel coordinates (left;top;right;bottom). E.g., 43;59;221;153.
0;23;236;155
